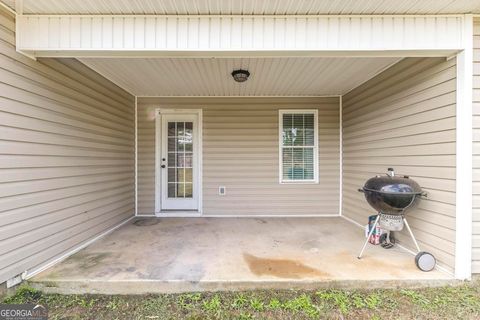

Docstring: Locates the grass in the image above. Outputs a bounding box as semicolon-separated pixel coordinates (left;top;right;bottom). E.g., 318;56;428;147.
1;282;479;319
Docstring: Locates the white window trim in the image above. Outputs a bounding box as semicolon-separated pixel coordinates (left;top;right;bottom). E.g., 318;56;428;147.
278;109;319;184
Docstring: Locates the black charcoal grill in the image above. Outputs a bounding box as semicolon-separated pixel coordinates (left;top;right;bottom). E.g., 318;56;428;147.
357;168;436;272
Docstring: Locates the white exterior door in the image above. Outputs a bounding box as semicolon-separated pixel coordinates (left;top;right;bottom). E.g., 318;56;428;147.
159;113;199;211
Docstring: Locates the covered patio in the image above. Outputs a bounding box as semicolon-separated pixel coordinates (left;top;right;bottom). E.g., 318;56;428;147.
30;217;451;294
0;2;475;291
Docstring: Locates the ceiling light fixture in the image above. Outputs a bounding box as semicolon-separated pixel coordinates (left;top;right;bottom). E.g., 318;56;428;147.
231;69;250;82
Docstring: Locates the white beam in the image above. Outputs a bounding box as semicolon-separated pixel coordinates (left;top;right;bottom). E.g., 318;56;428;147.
27;49;461;59
455;14;473;280
15;15;465;58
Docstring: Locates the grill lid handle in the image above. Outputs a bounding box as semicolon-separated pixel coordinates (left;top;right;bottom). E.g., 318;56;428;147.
387;168;395;177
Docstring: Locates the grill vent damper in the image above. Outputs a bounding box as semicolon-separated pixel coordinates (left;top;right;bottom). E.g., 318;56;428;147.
357;168;436;272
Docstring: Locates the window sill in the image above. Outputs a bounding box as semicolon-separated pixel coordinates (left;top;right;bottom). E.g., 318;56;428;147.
280;180;319;185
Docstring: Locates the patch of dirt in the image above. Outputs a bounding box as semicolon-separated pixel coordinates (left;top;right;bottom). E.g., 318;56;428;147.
243;253;330;279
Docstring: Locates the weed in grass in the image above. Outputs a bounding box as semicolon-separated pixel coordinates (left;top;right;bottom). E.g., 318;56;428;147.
249;297;264;311
3;285;42;304
351;293;366;309
231;294;248;309
400;289;431;308
267;298;282;310
202;294;221;313
377;294;399;312
283;294;320;318
316;290;350;314
106;298;122;311
178;293;202;310
78;297;96;308
237;312;254;320
142;296;169;314
364;292;381;310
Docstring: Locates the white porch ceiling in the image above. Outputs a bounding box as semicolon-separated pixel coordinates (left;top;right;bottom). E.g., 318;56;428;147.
79;57;401;96
2;0;480;15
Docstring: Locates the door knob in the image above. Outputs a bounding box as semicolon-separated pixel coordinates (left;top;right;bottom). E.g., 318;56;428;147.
161;164;166;168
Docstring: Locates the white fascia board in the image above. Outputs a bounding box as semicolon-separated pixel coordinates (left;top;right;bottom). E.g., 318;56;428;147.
454;14;473;280
16;14;465;58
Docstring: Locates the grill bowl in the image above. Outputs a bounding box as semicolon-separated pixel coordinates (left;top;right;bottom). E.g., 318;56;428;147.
361;175;423;215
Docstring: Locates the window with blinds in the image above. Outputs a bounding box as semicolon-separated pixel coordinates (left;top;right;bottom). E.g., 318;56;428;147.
279;110;318;183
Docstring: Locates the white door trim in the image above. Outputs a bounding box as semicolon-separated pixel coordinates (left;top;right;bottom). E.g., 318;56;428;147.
155;108;203;216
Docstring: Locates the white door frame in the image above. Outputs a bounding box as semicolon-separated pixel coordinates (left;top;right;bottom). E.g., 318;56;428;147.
155;108;203;216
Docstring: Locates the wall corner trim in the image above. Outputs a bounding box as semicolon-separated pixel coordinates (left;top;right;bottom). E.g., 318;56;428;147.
454;13;473;280
339;95;343;216
135;96;138;216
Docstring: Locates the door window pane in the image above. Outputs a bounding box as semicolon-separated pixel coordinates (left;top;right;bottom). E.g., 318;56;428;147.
185;183;193;197
166;121;194;198
177;183;185;197
168;122;176;136
168;183;176;197
168;168;176;182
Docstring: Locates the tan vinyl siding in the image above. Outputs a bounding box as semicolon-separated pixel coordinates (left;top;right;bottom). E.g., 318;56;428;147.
342;57;456;273
473;18;480;273
137;97;340;216
0;8;135;284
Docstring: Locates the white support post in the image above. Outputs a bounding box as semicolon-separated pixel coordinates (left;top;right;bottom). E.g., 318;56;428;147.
13;0;36;60
455;14;473;280
339;96;343;216
134;96;138;216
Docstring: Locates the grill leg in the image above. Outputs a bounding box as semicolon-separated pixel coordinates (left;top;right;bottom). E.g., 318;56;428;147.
358;214;380;259
403;218;421;253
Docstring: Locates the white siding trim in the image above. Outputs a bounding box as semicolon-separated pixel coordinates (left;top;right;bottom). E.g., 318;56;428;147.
139;214;341;218
278;109;319;184
454;14;473;280
16;15;465;58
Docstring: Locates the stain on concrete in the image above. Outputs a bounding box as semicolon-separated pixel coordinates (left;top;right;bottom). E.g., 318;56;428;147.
171;263;206;281
272;239;282;247
134;218;160;227
243;253;330;279
301;239;326;254
68;252;111;270
95;267;124;278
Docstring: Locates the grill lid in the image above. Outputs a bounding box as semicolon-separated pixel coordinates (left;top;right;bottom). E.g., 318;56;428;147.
359;168;425;214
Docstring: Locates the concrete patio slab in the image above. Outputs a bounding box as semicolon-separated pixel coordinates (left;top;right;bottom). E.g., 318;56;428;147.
30;217;454;294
